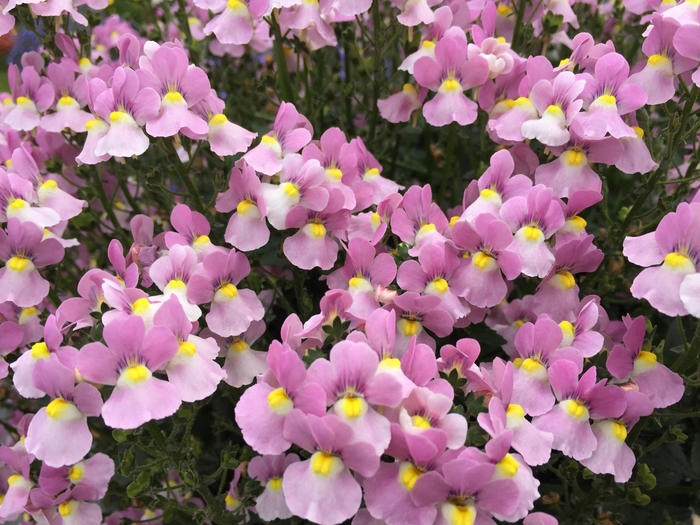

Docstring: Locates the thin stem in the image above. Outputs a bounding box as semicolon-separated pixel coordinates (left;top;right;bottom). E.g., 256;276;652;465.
270;9;296;103
368;0;383;143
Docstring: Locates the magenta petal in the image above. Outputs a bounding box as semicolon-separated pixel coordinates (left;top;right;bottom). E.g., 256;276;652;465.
282;459;361;525
102;377;181;429
25;408;91;467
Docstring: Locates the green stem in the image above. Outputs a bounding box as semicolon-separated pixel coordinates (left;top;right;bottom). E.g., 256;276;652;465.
270;10;296;103
672;320;700;374
93;167;122;233
511;0;528;52
163;139;204;212
439;123;457;206
368;0;383;143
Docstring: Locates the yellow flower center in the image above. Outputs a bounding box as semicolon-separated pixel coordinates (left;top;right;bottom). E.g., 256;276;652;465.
168;278;186;289
564;149;586;166
632;126;644;139
7;256;31;273
58;502;73;517
31;342;50;360
58;96;77;107
506;404;525;419
268;477;282;490
281;182;300;197
267;387;293;414
326;168;343;180
611;421;627;441
472;252;495;270
236;200;255;215
124;364;150;384
7;198;28;211
399;318;421;337
109;111;129;123
179;341;197;356
131;298;150;315
46;398;72;419
559;320;575;339
555;271;576;290
163;91;185;104
562;399;588;420
217;283;239;299
522;225;543;241
337;396;366;419
411;415;431;429
400;463;423;490
441;79;461;92
231;340;249;352
209;113;228;126
68;465;84;483
311;451;340;477
648;54;671;67
568;215;587;231
194;234;210;245
309;223;326;238
496;454;519;478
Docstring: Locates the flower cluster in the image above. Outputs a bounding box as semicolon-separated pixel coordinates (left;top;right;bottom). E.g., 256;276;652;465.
0;0;696;523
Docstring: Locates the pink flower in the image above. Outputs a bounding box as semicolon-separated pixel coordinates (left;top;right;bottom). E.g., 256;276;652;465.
77;316;181;429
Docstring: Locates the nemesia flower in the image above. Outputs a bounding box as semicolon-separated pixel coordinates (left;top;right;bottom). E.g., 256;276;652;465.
391;184;449;256
459;431;540;521
573;52;647;140
478;391;554;467
533;235;603;322
459;149;532;224
77;315;181;429
363;428;448;525
432;455;520;525
414;34;490;126
398;385;467;449
521;71;585;147
25;356;103;467
534;126;623;198
193;90;257;156
283;191;350;270
623;201;700;316
0;445;33;519
390;0;442;27
243;102;313;175
326;238;397;320
606;315;684;408
216;162;269;252
510;315;582;416
148;244;202;322
40;61;93;133
533;359;626;461
628;15;695;104
500;185;565;277
259;154;329;230
234;340;326;454
308;340;403;455
554;190;601;246
203;0;268;45
9;148;86;223
378;84;424;123
398;242;470;320
248;453;299;521
187;249;265;337
451;214;522;308
138;44;210;138
0;219;65;308
388;292;455;355
38;453;115;499
279;1;336;50
91;66;160;158
153;296;226;403
580;389;653;482
302;126;359;211
165;203;218;257
297;290;357;348
0;170;61;229
206;319;268;388
4;63;55;132
281;412;379;525
351;137;403;206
